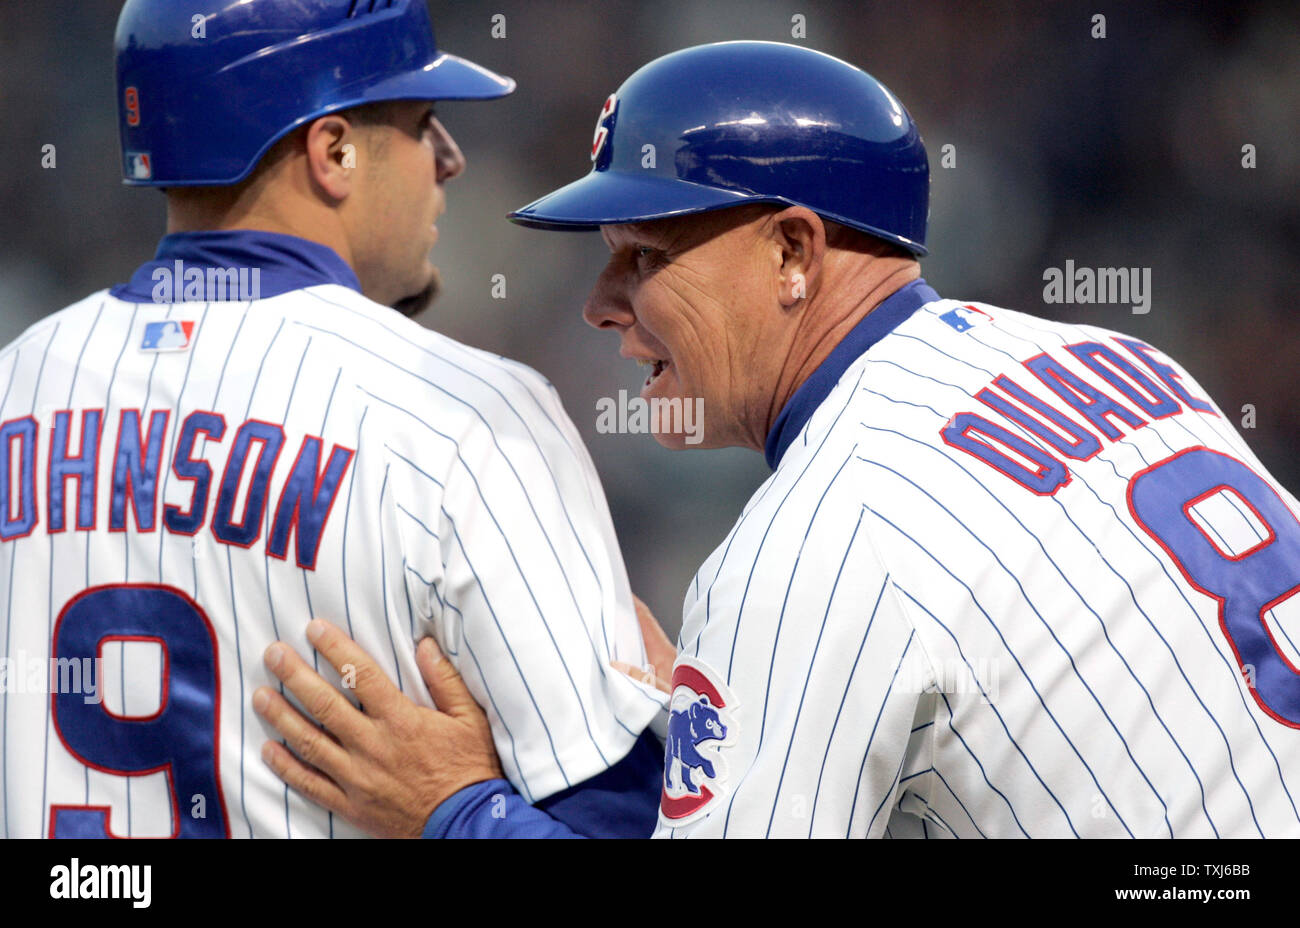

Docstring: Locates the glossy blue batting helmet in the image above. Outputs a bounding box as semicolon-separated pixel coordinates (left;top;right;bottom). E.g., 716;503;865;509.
115;0;514;187
510;41;929;255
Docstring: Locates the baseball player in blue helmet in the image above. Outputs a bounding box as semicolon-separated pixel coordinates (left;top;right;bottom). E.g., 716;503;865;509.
260;40;1300;840
116;0;514;187
1;0;672;839
115;0;515;315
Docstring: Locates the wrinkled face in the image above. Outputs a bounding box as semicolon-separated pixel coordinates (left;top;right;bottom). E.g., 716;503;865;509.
353;101;466;314
583;208;780;450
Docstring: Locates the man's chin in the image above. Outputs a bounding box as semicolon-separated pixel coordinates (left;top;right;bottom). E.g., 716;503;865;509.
390;268;441;318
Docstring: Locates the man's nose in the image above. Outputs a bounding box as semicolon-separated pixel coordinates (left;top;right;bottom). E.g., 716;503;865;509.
582;261;636;331
432;118;466;182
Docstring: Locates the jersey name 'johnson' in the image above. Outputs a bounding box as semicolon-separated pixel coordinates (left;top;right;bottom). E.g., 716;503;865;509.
0;406;353;569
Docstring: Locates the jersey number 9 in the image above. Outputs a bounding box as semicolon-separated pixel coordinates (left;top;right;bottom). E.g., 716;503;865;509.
49;584;229;838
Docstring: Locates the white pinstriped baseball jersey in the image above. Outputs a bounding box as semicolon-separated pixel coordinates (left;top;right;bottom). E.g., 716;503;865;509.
654;280;1300;838
0;232;663;838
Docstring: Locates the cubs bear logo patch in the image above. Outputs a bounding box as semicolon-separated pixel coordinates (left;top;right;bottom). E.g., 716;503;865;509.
660;655;739;826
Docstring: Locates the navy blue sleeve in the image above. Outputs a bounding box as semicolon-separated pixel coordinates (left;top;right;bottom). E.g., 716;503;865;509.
423;729;662;839
422;779;583;839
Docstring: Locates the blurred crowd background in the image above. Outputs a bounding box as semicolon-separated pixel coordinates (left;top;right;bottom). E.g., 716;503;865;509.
2;0;1297;637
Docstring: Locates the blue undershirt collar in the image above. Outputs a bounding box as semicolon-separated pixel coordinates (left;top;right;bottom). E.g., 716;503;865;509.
764;278;940;470
110;229;362;303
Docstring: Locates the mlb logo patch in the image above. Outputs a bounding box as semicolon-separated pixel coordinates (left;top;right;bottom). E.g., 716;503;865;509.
940;304;992;333
125;151;152;180
660;655;739;827
141;320;194;352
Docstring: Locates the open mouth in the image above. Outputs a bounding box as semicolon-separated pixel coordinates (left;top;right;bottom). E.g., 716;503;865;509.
638;358;670;387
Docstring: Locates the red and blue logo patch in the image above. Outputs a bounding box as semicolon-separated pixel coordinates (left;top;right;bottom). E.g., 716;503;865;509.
939;304;992;333
141;320;194;351
590;92;618;163
125;151;152;181
660;655;739;827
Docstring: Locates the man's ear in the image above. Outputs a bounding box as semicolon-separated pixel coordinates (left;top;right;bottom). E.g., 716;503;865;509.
303;114;358;203
770;206;826;307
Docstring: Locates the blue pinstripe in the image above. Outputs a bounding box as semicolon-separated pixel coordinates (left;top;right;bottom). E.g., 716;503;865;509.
155;304;211;596
268;335;314;837
216;307;277;838
858;638;916;839
892;330;997;379
726;446;858;835
863;483;1128;831
929;687;1030;836
307;365;340;843
375;466;404;692
694;470;783;657
932;767;986;838
359;387;656;727
338;407;368;643
40;310;108;834
877;412;1214;830
299;302;620;664
808;569;888;836
404;563;464;653
890;581;1078;835
455;598;533;803
440;505;568;792
722;369;869;683
396;504;440;540
10;323;57;836
868;751;910;838
759;495;864;837
922;803;958;838
857;421;1198;833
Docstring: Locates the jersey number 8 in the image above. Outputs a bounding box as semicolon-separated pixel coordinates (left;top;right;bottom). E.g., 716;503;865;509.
1130;446;1300;729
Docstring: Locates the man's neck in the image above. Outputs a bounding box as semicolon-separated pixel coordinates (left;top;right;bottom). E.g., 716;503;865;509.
757;258;921;447
165;194;354;270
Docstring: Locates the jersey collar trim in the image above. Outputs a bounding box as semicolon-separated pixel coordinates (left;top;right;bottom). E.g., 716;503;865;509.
109;230;363;303
764;278;940;470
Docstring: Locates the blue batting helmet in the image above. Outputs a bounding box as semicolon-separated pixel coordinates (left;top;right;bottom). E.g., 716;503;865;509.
115;0;515;187
509;41;929;255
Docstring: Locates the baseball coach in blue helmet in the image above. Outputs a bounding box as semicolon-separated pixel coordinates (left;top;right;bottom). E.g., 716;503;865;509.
510;41;929;256
256;38;1300;841
511;40;931;454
